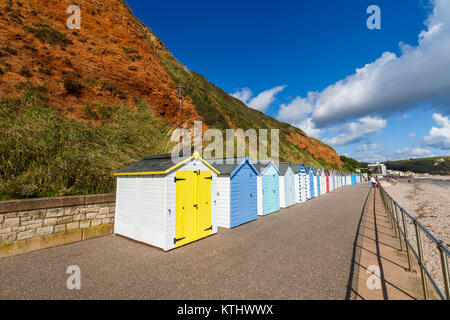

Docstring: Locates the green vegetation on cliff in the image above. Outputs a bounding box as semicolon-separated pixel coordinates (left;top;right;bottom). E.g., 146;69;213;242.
0;84;172;200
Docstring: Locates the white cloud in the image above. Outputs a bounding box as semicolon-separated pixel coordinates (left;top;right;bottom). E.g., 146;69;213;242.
277;96;313;122
231;87;252;104
422;113;450;149
349;146;440;163
247;85;286;112
306;0;450;127
398;113;410;120
409;132;416;139
231;85;286;112
394;147;436;159
275;96;321;137
296;118;322;138
354;143;381;152
323;116;386;146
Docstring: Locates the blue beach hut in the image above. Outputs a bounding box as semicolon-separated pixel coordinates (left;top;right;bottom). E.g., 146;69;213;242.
307;166;315;199
316;168;322;197
254;161;280;216
212;157;260;228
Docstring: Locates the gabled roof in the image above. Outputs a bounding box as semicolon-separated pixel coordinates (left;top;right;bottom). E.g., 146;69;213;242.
298;163;307;174
114;151;220;176
306;165;315;175
208;157;259;178
290;163;302;173
251;160;280;175
278;162;293;176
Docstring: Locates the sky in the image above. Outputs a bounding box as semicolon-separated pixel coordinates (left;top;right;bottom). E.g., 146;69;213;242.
125;0;450;162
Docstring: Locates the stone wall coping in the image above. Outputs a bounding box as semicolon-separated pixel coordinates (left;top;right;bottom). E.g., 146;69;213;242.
0;194;116;214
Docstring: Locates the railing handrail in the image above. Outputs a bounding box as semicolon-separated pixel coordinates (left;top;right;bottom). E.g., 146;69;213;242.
386;191;450;256
378;182;450;300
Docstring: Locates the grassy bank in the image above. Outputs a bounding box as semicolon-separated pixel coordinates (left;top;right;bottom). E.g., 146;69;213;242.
0;84;173;200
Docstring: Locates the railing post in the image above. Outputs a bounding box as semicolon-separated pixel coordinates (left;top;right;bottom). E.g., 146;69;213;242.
391;198;398;238
401;208;413;272
388;197;396;236
394;203;403;251
438;243;450;300
415;223;429;300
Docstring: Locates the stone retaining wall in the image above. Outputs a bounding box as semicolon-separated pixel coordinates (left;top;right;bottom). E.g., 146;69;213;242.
0;194;115;258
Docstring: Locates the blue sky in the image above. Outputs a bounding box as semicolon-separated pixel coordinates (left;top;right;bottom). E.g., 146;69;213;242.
125;0;450;162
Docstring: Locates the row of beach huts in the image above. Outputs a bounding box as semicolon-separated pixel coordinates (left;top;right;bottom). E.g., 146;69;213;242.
113;151;364;251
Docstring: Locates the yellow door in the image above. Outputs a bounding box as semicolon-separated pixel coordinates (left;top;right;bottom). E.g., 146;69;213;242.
196;171;212;240
175;170;212;248
175;171;195;247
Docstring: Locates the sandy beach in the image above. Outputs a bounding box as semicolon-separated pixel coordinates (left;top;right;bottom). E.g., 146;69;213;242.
381;177;450;297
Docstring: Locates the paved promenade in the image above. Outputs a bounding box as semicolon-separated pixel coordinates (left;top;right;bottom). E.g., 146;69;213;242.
353;187;423;300
1;184;374;299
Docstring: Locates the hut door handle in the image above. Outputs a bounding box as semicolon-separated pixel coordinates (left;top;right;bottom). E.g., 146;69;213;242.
193;204;198;208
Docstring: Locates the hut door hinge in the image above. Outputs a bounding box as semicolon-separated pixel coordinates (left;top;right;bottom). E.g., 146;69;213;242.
204;176;212;180
174;177;186;183
174;237;186;244
204;226;212;231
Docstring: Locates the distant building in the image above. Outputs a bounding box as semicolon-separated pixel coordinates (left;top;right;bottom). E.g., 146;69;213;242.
387;169;405;177
368;162;387;176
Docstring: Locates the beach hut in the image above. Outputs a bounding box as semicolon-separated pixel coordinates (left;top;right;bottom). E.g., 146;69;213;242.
114;151;219;251
307;166;315;199
254;161;280;216
298;164;308;203
316;168;322;197
291;163;301;203
329;170;335;191
328;171;332;191
278;162;296;208
324;169;329;193
312;168;319;198
351;174;357;185
211;157;259;228
320;168;326;195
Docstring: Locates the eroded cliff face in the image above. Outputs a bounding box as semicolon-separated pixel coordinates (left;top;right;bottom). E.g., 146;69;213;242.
0;0;341;167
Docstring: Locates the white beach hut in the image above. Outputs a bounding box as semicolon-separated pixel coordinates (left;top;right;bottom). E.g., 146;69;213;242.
114;151;220;251
278;162;296;208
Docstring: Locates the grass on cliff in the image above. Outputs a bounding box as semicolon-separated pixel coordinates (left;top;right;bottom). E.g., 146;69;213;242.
0;84;173;200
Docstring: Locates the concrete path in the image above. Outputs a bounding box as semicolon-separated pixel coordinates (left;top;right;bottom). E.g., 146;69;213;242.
0;184;371;300
353;187;423;300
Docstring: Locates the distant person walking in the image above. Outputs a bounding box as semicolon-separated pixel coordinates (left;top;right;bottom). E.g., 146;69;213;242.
370;176;377;188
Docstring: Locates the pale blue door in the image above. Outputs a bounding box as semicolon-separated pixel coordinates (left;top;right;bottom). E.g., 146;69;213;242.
230;164;257;227
262;166;279;215
284;170;295;207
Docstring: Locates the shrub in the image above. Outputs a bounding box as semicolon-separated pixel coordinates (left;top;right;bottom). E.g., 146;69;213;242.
24;24;73;49
16;81;48;104
0;67;4;75
23;44;37;52
2;46;18;55
38;65;52;75
19;66;32;77
62;73;83;96
82;104;99;120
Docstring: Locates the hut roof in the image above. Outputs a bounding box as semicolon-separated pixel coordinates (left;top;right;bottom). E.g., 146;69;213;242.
114;151;219;176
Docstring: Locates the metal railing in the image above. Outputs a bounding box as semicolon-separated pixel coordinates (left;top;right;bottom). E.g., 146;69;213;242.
379;183;450;300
